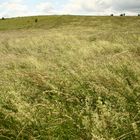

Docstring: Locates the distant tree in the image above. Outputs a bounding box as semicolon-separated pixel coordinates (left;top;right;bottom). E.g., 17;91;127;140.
2;17;5;20
35;18;38;23
120;13;125;16
138;14;140;16
110;14;114;16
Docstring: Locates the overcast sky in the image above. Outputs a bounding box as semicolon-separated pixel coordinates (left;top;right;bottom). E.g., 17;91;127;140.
0;0;140;17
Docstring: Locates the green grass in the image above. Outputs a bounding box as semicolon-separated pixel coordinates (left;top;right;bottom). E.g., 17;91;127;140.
0;15;140;140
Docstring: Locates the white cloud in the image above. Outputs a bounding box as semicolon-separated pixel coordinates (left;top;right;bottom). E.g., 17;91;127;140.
36;2;54;14
0;1;56;17
63;0;110;14
0;0;29;17
0;0;140;17
110;0;140;11
62;0;140;15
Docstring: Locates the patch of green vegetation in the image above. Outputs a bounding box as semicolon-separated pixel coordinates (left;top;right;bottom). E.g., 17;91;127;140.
0;16;140;140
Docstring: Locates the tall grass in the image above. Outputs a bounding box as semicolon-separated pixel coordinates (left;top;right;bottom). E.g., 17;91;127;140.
0;16;140;140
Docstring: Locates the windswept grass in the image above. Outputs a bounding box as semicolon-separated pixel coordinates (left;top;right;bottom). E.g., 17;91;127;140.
0;16;140;140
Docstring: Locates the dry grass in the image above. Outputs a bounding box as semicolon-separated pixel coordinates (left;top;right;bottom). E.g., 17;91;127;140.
0;16;140;140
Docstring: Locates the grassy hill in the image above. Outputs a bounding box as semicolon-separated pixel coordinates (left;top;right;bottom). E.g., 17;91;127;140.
0;15;140;30
0;15;140;140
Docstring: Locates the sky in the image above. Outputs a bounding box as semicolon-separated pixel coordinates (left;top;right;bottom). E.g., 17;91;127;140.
0;0;140;17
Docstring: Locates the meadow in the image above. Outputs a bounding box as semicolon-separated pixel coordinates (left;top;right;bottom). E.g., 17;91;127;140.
0;15;140;140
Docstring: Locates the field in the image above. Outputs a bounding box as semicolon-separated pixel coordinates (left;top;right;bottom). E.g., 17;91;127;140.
0;16;140;140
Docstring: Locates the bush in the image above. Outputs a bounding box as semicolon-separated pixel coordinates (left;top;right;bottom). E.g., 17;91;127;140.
120;13;125;16
35;18;38;23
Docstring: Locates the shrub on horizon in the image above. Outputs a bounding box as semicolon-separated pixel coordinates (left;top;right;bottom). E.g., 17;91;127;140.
120;13;125;16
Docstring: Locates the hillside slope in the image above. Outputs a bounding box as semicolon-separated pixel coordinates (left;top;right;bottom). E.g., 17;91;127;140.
0;16;140;140
0;15;140;31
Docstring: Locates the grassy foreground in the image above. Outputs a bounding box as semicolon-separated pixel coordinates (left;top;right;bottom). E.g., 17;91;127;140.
0;16;140;140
